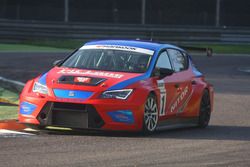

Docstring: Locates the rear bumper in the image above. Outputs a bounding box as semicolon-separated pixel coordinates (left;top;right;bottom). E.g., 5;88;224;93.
18;95;144;131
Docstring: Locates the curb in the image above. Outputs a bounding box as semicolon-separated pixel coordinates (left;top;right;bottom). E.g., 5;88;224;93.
0;76;25;130
0;119;26;130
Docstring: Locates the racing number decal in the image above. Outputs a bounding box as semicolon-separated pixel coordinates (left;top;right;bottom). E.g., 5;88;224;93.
157;80;167;116
160;94;166;116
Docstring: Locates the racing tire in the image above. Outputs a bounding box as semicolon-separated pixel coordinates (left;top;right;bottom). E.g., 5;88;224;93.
143;94;159;133
198;90;211;128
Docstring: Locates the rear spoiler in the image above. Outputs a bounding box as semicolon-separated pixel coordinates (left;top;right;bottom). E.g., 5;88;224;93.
179;46;213;57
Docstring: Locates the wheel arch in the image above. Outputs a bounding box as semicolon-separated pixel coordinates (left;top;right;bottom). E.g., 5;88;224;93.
204;85;214;113
148;90;159;107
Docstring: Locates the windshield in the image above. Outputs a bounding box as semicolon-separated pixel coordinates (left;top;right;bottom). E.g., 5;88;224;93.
61;47;153;73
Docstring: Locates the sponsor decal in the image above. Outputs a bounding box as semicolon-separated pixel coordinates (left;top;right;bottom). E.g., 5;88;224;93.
108;110;134;124
20;102;37;115
80;45;154;55
58;69;124;79
96;45;136;51
177;89;194;114
157;80;167;116
74;76;91;83
55;98;86;103
170;86;189;113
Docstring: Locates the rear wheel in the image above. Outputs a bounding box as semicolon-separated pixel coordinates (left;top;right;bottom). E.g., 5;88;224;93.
198;90;211;128
143;94;158;133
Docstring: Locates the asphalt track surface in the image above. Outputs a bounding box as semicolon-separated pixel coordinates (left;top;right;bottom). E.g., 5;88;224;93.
0;52;250;167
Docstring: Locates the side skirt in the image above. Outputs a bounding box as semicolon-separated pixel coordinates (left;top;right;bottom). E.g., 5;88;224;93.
156;117;199;131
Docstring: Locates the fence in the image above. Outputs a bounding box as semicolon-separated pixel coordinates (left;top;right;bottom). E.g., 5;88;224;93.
0;0;250;27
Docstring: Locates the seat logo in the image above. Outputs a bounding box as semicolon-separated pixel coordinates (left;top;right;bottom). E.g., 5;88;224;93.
69;91;75;97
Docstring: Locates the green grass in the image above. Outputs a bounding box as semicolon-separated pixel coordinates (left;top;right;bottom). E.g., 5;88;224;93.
0;43;72;52
0;87;19;105
24;39;84;50
1;40;250;54
0;106;18;120
0;87;19;120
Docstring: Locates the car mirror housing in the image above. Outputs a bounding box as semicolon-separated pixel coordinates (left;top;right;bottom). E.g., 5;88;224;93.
154;68;174;79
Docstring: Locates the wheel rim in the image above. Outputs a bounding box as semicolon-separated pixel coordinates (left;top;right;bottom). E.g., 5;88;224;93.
200;93;211;125
144;97;158;131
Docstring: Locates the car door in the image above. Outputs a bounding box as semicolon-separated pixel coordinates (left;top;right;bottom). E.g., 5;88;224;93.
166;49;193;116
154;50;177;118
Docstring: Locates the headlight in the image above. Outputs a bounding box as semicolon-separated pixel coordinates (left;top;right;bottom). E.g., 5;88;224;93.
32;82;48;95
100;89;133;100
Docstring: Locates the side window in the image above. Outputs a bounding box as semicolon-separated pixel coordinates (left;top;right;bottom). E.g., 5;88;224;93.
167;49;188;72
156;51;172;69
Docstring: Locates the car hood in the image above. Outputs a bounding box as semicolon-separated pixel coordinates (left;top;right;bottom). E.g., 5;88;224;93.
42;67;145;92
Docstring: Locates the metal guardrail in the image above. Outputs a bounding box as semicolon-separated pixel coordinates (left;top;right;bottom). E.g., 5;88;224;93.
0;19;250;44
0;76;24;94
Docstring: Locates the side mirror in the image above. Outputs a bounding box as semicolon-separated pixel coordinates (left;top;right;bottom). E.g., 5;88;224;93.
53;60;63;66
154;68;174;79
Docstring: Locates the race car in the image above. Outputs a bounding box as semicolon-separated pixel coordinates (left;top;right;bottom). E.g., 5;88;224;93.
18;40;214;133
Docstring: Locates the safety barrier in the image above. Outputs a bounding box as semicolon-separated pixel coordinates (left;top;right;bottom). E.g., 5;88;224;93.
0;19;250;44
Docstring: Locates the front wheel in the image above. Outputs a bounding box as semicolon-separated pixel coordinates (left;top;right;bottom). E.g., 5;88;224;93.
143;94;159;133
198;90;211;128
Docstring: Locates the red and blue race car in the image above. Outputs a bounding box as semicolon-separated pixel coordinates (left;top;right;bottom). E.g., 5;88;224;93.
18;40;214;133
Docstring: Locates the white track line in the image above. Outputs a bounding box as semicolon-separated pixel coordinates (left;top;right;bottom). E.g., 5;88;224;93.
0;129;35;138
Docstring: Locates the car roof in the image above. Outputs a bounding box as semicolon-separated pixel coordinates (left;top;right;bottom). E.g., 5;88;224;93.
84;40;184;52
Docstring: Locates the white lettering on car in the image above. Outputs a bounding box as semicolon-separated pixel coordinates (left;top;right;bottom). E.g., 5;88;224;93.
79;45;154;55
170;86;189;113
58;69;124;79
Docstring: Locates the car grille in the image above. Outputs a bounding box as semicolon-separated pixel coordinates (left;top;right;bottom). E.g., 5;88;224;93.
52;102;88;128
37;102;104;129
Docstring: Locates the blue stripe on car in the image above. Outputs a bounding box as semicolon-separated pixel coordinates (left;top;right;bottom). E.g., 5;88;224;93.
108;74;150;90
189;59;203;77
53;89;93;99
38;72;48;85
108;48;161;90
84;40;182;51
192;66;203;77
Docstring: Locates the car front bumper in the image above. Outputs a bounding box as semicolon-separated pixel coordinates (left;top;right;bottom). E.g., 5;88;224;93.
18;94;145;131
